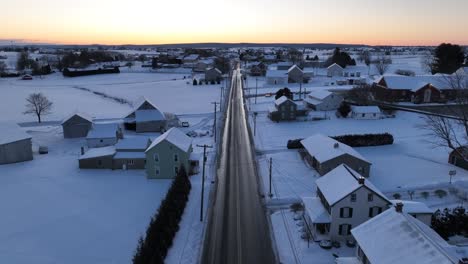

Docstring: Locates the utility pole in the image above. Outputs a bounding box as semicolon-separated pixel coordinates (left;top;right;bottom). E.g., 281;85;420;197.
197;144;213;222
220;85;223;112
255;77;258;104
212;102;219;143
253;112;258;136
269;157;273;197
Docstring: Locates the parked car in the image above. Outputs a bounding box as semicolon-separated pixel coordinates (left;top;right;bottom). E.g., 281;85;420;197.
181;121;190;127
38;146;48;154
319;240;332;249
21;75;33;80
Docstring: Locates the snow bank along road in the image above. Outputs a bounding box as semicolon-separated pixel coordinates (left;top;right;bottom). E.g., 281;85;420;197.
201;67;276;264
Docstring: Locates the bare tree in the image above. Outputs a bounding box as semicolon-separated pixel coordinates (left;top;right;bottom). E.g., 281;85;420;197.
24;93;53;123
421;53;434;74
374;53;392;75
0;61;6;74
345;84;374;105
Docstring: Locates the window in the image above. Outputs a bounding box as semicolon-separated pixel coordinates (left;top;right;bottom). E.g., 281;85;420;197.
350;193;356;202
338;224;352;235
128;160;135;165
100;139;103;143
361;113;365;118
154;153;159;162
368;193;373;202
368;206;383;218
98;160;102;166
174;154;179;162
373;113;376;117
340;207;353;218
155;167;160;175
174;166;179;175
290;105;294;111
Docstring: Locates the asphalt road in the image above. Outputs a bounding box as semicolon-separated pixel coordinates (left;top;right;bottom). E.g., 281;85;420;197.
201;67;276;264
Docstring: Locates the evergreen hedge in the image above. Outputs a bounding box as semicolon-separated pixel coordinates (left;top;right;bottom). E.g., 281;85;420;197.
133;166;191;264
63;67;120;77
286;133;394;149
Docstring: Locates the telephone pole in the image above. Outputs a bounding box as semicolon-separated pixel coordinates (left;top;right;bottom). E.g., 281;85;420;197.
212;102;219;143
269;157;273;197
255;77;258;104
197;144;213;222
253;112;258;136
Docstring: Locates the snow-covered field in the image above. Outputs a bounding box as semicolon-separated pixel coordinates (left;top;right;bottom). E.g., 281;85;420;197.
0;70;220;264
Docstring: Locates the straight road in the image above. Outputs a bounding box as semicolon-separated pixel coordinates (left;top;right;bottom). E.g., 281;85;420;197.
201;66;276;264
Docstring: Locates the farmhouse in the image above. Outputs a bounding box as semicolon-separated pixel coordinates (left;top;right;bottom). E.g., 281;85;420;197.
266;70;288;85
0;122;33;165
124;97;167;133
61;112;93;138
350;106;382;120
287;65;304;83
113;137;152;170
145;128;194;179
86;123;122;148
346;204;465;264
303;164;391;241
304;90;343;111
204;67;222;83
268;96;298;121
301;134;371;177
327;63;344;77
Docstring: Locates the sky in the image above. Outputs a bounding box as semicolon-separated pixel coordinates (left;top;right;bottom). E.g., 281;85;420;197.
2;0;468;46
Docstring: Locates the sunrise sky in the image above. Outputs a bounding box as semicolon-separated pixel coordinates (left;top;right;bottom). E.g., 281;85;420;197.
2;0;468;46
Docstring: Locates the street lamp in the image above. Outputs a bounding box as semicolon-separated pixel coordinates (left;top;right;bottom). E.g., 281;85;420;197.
449;170;456;184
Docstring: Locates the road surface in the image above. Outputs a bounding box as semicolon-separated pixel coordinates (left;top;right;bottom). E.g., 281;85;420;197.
201;67;276;264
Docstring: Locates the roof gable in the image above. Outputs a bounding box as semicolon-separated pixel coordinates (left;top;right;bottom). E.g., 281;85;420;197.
146;128;192;153
61;112;93;125
0;122;32;145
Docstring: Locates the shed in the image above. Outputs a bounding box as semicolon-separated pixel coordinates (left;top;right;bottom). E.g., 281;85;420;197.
0;122;33;165
61;112;93;138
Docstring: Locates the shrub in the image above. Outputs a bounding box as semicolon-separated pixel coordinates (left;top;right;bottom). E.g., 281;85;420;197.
290;203;304;212
393;193;401;199
421;191;429;199
337;102;351;118
287;139;303;149
435;189;447;198
331;133;394;147
63;67;119;77
193;79;198;85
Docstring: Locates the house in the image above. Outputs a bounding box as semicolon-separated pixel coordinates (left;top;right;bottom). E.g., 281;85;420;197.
266;70;288;85
193;58;214;72
389;200;434;226
327;63;344;77
113;136;152;170
0;122;33;165
268;96;298;121
287;65;304;83
448;146;468;170
78;146;116;169
301;134;371;176
145;128;194;179
263;54;276;62
183;54;199;63
204;67;222;83
250;62;267;76
276;62;293;70
343;65;366;78
124;97;167;133
304;90;343;111
350;106;382;120
86;123;122;148
61;112;93;138
345;203;466;264
303;165;391;242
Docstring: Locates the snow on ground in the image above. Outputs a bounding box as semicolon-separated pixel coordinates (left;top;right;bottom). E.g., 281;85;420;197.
0;71;221;123
0;71;220;264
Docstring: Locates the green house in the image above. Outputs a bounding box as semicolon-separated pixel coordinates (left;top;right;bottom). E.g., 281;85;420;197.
145;128;193;179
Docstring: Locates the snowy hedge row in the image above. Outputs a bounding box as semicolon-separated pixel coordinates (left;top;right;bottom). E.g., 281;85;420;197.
133;166;191;264
286;133;394;149
62;67;120;77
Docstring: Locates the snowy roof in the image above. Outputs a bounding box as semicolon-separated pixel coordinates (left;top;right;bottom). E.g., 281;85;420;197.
302;197;330;223
115;137;151;151
266;70;287;78
79;146;116;160
378;75;428;91
277;61;292;66
300;134;370;164
133;96;158;111
114;152;146;159
389;200;434;214
135;110;166;122
0;122;32;145
327;63;343;70
315;165;387;206
146;128;192;153
287;65;303;73
86;123;118;139
351;106;381;114
343;65;367;73
183;54;199;61
307;90;332;100
206;67;222;74
61;112;93;125
304;97;323;106
351;208;462;264
275;96;295;106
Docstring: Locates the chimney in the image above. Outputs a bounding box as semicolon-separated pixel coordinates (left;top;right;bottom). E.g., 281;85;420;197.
395;202;404;213
80;147;85;155
333;142;339;148
358;177;365;185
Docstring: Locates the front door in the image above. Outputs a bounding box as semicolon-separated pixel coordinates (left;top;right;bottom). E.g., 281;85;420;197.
424;89;432;103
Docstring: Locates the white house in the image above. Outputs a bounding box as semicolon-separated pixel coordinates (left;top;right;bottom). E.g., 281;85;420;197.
344;204;465;264
304;90;343;111
124;97;167;133
266;70;288;85
350;106;382;120
327;63;344;77
303;164;391;242
343;65;367;78
86;123;122;148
